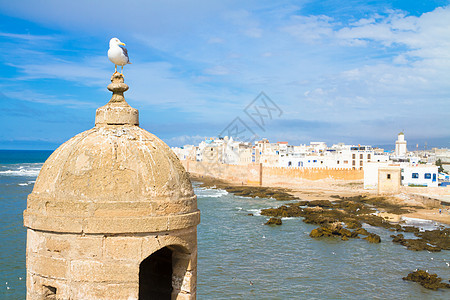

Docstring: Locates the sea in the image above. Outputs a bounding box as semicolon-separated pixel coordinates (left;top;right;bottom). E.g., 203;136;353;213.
0;150;449;299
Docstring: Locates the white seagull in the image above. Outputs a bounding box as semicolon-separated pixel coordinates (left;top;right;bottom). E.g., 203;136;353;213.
108;37;131;74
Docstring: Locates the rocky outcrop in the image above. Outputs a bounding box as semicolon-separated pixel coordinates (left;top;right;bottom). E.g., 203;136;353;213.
403;270;450;290
309;223;358;240
363;233;381;243
391;228;450;252
265;218;282;225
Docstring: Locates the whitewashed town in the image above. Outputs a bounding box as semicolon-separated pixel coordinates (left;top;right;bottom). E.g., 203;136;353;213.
172;132;450;190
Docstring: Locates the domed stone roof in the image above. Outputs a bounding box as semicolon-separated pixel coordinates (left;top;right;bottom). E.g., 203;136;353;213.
24;73;198;234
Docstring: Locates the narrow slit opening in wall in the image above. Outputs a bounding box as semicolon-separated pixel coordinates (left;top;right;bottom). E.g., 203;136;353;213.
43;285;57;299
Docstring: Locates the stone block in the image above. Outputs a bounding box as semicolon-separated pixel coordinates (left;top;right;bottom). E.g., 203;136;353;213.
105;237;142;261
44;235;70;255
26;229;45;254
27;255;68;279
141;235;163;260
72;235;103;259
173;291;196;300
24;211;84;233
83;216;169;233
180;270;195;294
70;282;138;300
70;260;138;283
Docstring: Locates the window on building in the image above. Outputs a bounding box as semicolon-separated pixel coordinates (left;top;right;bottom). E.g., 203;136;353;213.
360;161;363;166
360;154;363;159
344;160;348;164
352;160;355;166
352;154;356;159
337;160;340;164
387;174;391;179
313;160;317;163
368;154;371;160
412;173;419;179
424;173;431;179
321;161;323;164
288;161;292;166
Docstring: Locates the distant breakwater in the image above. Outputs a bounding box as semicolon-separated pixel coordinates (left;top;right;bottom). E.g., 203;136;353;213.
180;159;364;187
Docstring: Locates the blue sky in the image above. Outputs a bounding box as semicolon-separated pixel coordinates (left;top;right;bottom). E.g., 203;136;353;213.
0;0;449;150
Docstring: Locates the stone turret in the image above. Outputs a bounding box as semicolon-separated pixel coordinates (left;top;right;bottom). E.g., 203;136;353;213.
24;73;200;299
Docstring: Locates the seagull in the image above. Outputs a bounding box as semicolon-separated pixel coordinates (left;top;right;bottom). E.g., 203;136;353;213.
108;37;131;74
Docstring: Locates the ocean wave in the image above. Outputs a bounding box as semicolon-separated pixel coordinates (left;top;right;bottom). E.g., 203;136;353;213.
400;216;446;231
195;187;228;198
18;180;36;186
247;209;261;216
0;163;43;177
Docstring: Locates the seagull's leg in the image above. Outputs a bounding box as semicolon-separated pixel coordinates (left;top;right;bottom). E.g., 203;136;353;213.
115;65;117;72
121;65;124;76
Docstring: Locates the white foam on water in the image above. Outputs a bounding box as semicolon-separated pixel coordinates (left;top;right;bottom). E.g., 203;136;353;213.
17;180;35;186
195;187;228;198
247;209;261;216
400;216;445;231
0;164;43;178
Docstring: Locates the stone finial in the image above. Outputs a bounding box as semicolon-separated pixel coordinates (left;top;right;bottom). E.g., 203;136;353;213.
95;72;139;126
107;72;129;103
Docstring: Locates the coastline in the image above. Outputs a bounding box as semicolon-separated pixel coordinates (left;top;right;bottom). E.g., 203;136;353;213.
189;173;450;225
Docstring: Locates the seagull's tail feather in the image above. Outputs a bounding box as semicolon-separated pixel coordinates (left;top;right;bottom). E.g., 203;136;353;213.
128;62;132;64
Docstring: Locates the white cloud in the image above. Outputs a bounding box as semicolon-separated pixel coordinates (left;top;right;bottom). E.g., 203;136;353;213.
166;135;208;146
0;32;55;41
1;1;450;145
281;15;336;43
5;90;97;108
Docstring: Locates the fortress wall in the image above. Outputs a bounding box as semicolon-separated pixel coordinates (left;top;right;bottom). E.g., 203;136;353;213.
181;160;363;186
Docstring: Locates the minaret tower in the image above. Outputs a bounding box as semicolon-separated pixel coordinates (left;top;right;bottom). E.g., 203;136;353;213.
395;131;407;157
24;73;199;299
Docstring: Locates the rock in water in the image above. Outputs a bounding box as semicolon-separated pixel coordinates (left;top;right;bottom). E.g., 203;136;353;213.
363;233;381;243
265;217;282;225
403;270;450;290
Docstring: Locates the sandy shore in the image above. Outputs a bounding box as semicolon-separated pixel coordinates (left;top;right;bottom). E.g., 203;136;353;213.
189;173;450;225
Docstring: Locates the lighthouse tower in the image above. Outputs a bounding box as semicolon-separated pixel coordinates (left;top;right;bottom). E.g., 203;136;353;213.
395;132;407;157
24;73;199;299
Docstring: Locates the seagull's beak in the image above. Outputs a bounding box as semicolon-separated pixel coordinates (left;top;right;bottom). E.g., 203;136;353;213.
120;42;126;46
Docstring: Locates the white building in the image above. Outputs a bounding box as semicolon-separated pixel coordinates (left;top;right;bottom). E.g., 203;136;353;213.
402;164;439;187
171;145;196;160
279;144;382;169
395;132;407;157
364;162;439;189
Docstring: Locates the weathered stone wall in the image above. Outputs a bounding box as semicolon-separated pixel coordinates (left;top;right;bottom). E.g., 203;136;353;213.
25;73;200;300
378;167;401;195
26;228;197;300
181;160;363;186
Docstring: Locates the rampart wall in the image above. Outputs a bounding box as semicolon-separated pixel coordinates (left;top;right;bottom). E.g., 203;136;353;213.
181;160;363;186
